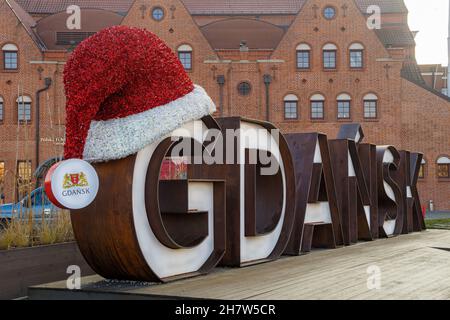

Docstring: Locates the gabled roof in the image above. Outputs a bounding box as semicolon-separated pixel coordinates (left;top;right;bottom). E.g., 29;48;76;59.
5;0;46;50
15;0;133;15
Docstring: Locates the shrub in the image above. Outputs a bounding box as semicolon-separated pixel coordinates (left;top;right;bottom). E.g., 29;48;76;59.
0;211;74;250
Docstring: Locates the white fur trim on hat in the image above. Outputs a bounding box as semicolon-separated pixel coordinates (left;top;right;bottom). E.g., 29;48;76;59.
83;85;216;162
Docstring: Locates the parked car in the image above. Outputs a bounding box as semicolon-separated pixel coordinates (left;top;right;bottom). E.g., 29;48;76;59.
0;187;58;224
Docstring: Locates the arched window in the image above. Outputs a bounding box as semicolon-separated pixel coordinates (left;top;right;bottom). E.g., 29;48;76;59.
337;93;351;119
349;43;364;68
177;44;192;70
310;94;325;119
16;96;31;123
437;156;450;178
2;44;18;70
419;158;426;179
296;43;311;70
0;97;3;122
284;94;298;120
363;93;378;119
237;81;251;96
323;43;337;69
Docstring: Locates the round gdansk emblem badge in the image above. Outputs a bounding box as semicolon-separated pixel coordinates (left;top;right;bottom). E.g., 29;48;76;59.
45;159;99;210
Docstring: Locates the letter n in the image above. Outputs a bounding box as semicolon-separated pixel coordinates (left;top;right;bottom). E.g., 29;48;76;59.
329;124;373;245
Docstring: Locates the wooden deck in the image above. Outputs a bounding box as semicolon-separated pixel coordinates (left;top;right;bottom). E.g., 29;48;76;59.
29;230;450;300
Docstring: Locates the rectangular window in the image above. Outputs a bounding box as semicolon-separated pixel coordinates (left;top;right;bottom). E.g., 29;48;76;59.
4;51;18;70
338;100;351;119
18;102;31;122
364;100;377;118
178;52;192;70
350;50;363;68
284;101;298;120
311;101;324;119
418;165;425;179
296;50;310;69
0;161;4;184
16;160;32;201
323;50;336;69
438;164;450;178
0;101;3;122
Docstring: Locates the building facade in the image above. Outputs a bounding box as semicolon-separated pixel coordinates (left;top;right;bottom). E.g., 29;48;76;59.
0;0;449;210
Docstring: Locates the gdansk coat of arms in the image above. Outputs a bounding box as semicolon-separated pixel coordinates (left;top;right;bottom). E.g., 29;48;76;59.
63;172;89;189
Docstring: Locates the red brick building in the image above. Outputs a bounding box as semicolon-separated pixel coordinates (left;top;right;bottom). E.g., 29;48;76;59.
0;0;449;210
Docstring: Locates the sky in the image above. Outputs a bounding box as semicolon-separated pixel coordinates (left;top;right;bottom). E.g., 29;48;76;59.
404;0;449;66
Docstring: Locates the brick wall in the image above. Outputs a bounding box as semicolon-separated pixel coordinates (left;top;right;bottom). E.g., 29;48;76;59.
401;79;450;210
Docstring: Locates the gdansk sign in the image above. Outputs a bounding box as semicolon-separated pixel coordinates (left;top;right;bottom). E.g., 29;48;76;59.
46;116;425;282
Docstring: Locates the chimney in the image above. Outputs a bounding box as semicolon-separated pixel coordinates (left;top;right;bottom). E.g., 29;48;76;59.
240;40;249;52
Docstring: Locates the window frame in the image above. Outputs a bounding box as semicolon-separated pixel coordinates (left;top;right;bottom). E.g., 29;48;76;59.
349;49;364;69
16;160;32;201
418;163;425;179
178;50;192;71
437;163;450;179
284;99;299;120
237;81;252;97
0;160;5;184
151;6;165;21
363;99;378;119
323;49;337;70
323;6;337;20
17;96;32;124
3;50;18;71
310;100;325;120
296;50;311;70
337;99;351;119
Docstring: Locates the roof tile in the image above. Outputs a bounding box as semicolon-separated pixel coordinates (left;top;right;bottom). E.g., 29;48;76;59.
15;0;409;15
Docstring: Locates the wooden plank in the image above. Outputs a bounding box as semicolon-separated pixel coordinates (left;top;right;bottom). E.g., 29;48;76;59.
29;230;450;300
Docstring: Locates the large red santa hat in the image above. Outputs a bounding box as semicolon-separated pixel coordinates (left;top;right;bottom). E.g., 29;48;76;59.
63;26;216;162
